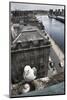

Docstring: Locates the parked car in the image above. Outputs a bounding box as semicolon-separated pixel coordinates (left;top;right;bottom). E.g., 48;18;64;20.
49;57;54;68
59;59;64;68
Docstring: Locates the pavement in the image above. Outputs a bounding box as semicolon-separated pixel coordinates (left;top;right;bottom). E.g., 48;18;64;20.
49;36;64;61
50;47;64;73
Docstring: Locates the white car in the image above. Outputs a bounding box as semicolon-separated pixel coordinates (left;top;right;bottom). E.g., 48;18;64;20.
59;59;64;68
49;57;54;68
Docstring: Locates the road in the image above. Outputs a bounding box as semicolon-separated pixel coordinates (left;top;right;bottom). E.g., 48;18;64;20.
50;47;64;73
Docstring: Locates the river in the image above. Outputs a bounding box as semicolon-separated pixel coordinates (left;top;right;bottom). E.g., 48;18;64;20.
36;15;64;53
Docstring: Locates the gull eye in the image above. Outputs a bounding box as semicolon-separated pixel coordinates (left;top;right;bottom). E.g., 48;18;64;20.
28;70;29;72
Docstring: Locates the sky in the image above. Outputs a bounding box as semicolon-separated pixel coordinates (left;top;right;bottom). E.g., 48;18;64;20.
11;2;64;11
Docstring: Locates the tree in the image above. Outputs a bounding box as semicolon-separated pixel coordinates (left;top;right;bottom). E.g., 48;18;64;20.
49;9;53;15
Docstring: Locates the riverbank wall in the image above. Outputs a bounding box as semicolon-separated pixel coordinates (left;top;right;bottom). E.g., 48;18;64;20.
55;16;65;23
48;15;65;23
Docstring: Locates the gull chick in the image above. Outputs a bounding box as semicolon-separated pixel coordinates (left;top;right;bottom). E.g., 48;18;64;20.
22;83;30;93
23;65;37;82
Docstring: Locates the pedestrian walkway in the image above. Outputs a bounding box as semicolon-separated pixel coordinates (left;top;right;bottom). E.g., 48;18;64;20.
49;36;64;61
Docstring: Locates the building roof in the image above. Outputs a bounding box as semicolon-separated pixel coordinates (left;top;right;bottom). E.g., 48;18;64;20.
13;25;49;44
